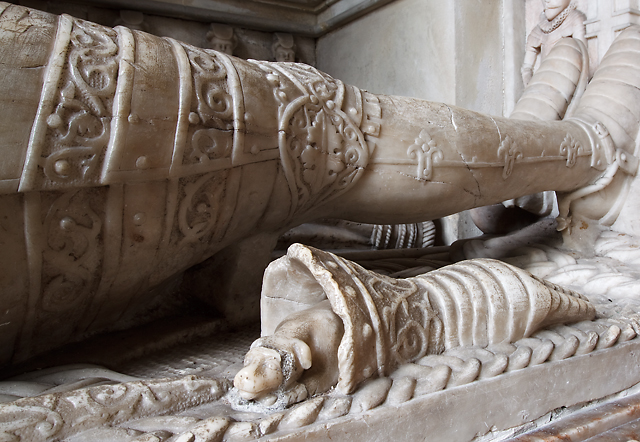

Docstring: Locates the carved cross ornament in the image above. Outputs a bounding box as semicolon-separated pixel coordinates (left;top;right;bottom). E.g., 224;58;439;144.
497;136;523;179
407;129;442;181
560;133;581;167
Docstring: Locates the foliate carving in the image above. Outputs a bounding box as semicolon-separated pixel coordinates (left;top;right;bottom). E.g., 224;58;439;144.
407;129;442;180
22;16;122;190
371;274;436;367
177;171;229;244
258;64;290;121
165;171;241;270
168;40;250;180
177;44;236;172
41;190;103;313
498;136;523;179
253;61;371;221
0;405;63;441
45;20;118;184
329;256;437;374
16;188;108;371
189;128;233;165
184;45;233;132
0;376;229;442
560;133;582;167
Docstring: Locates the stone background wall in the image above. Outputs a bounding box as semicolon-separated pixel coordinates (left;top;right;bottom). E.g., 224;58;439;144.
316;0;523;118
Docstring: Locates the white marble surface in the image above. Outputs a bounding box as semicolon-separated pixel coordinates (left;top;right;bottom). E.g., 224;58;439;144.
0;2;640;441
2;2;630;366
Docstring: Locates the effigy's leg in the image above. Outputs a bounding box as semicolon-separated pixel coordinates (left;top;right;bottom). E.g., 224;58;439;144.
324;97;607;224
472;36;589;232
0;3;634;366
327;25;640;232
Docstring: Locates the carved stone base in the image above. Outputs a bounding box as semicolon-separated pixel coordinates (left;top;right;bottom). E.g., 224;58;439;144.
260;341;640;441
1;327;637;441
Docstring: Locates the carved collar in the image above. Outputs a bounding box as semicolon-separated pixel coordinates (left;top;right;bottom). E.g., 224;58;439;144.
539;2;577;34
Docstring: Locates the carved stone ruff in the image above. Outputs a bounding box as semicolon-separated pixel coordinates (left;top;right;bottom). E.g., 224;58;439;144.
538;2;577;34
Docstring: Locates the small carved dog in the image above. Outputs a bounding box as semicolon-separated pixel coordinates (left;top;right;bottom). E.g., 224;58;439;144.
234;300;344;404
234;249;596;404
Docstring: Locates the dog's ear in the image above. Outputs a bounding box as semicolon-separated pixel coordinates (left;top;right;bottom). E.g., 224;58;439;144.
291;339;312;370
252;335;312;371
244;346;281;365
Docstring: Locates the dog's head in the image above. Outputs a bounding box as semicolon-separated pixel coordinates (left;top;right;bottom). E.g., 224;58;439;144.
234;337;312;400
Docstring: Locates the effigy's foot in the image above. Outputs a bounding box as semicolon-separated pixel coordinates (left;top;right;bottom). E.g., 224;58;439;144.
474;36;589;232
3;4;640;442
555;25;640;241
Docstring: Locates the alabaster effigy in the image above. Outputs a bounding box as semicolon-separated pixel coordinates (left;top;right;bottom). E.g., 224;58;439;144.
2;1;640;441
0;2;627;365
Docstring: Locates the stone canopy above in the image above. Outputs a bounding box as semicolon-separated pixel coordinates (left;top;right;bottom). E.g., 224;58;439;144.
75;0;395;35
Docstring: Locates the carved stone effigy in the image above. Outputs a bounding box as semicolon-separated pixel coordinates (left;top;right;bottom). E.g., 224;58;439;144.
3;2;640;440
521;0;587;88
485;0;589;229
3;237;640;442
2;2;635;367
0;3;379;364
